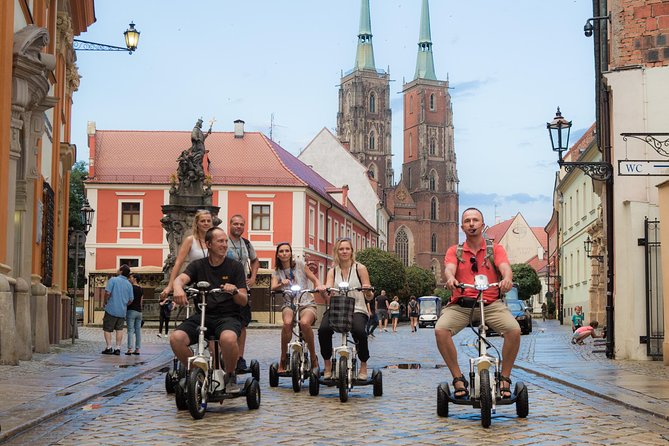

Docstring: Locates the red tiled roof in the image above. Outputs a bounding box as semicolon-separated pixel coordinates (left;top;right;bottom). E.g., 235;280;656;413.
485;217;514;242
89;129;373;229
526;255;548;273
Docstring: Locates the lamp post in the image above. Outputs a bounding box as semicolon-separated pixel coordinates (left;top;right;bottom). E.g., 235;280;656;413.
73;22;140;54
69;198;95;344
584;236;604;262
548;107;615;358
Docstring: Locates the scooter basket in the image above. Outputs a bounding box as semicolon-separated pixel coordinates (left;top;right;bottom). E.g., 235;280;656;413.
329;295;355;333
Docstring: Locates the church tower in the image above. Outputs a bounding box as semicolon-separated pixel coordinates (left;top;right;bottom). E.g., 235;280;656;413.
388;0;459;282
336;0;393;193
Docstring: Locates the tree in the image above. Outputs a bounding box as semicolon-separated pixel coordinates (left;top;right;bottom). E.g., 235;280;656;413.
433;287;451;302
405;265;436;299
69;161;88;231
510;263;542;301
68;161;88;289
356;248;406;296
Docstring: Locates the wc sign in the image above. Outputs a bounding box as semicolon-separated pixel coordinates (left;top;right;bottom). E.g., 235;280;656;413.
618;160;669;176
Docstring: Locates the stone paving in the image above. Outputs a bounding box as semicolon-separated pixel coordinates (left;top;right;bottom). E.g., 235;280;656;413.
2;320;669;445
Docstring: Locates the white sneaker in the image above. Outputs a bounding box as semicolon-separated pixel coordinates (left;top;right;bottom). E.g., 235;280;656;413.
225;373;240;393
157;333;162;338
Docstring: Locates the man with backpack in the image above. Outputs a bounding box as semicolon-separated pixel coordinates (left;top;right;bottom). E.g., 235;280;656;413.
226;214;260;373
435;208;520;400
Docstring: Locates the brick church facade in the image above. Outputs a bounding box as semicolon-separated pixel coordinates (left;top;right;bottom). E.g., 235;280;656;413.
336;0;459;282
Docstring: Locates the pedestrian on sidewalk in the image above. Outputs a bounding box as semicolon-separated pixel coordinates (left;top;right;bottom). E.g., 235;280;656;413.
571;306;585;332
541;302;547;322
158;294;174;338
408;295;420;332
101;264;134;355
375;290;389;332
572;321;603;345
389;296;400;332
125;274;143;355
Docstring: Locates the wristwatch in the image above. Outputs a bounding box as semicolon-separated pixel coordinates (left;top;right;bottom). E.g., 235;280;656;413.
231;287;239;295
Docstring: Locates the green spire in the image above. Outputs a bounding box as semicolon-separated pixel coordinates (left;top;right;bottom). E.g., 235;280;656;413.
355;0;376;71
414;0;437;80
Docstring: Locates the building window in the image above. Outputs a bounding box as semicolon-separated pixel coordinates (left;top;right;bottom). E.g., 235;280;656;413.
410;96;414;114
429;172;436;191
119;258;139;268
430;197;438;220
121;202;140;228
369;132;375;150
251;204;271;231
309;208;315;237
259;260;270;269
318;212;325;240
409;134;413;157
431;233;437;252
395;228;409;266
369;92;376;113
334;221;339;240
327;217;332;242
429;138;436;155
429;93;435;111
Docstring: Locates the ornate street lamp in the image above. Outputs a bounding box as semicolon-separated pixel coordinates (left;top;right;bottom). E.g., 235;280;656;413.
73;22;140;54
547;107;613;181
583;236;604;262
70;198;95;344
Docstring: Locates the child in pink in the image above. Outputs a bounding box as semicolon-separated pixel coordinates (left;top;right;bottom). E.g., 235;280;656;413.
571;320;603;345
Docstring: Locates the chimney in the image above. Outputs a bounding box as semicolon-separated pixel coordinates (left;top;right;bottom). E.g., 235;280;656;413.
234;119;245;138
87;121;97;178
342;184;349;207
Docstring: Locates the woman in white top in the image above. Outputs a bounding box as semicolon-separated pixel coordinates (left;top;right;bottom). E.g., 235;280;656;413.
318;238;374;380
271;242;323;372
160;210;212;299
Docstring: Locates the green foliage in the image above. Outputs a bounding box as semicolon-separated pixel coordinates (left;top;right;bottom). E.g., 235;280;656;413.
510;263;542;301
356;248;406;296
433;287;452;302
69;161;88;231
405;265;437;299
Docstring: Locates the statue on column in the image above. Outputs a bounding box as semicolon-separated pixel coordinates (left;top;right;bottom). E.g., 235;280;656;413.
176;118;212;191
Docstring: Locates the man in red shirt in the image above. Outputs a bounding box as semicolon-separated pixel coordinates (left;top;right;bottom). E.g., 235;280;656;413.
436;208;520;399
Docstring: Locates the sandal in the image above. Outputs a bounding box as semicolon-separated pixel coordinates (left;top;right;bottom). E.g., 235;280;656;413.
277;356;288;373
500;375;512;399
452;376;469;399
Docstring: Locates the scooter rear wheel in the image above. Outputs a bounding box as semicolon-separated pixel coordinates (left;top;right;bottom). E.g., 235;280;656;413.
338;357;349;403
291;353;302;392
515;381;529;418
250;359;260;382
437;383;449;417
308;368;320;396
165;370;175;394
372;369;383;397
479;370;492;428
269;362;279;387
187;368;208;420
174;377;188;411
246;378;261;410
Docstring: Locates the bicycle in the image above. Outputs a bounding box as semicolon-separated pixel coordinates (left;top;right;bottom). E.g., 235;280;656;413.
310;282;382;402
269;285;317;392
177;281;261;419
436;274;528;428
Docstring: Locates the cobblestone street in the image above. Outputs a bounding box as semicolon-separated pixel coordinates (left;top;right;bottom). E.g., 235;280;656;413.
5;321;669;445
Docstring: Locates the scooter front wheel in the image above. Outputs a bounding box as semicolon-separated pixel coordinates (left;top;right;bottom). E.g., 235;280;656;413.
291;352;302;392
187;368;208;420
338;357;349;403
515;381;529;418
479;370;492;428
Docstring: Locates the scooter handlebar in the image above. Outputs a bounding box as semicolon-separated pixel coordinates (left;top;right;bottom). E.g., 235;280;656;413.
456;282;499;290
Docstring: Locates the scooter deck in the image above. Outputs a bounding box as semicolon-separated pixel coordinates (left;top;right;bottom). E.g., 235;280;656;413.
446;390;520;406
317;371;373;387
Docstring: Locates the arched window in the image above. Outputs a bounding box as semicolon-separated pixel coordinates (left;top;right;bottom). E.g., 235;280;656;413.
409;134;413;157
369;92;376;113
430;197;438;220
368;163;377;179
395;228;409;266
346;92;352;111
369;132;375;150
431;233;437;252
429;139;436;155
429;172;436;191
430;93;435;111
409;96;414;113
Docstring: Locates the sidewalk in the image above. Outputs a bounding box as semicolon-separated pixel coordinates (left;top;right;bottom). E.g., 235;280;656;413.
1;319;668;442
513;319;669;420
0;326;174;443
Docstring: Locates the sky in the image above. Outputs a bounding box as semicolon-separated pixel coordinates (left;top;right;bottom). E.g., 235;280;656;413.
70;0;597;229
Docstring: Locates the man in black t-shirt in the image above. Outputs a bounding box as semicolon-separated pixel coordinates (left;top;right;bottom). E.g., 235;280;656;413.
170;227;248;393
